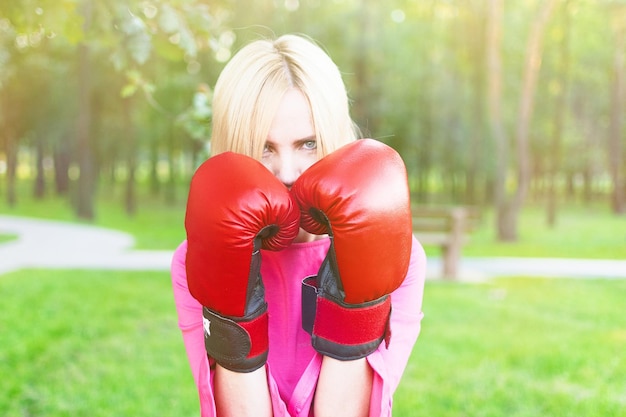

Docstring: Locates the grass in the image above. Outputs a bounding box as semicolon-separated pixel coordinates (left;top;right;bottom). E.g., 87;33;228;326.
0;233;17;244
394;277;626;416
2;182;625;415
2;270;624;416
1;181;625;259
461;205;626;260
0;269;198;417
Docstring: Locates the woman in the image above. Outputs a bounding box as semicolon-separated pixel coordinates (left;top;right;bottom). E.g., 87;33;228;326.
171;34;426;417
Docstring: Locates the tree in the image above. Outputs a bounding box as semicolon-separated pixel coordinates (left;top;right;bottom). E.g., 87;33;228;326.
75;0;95;219
546;0;572;227
0;0;230;218
608;4;626;214
488;0;558;241
2;1;624;223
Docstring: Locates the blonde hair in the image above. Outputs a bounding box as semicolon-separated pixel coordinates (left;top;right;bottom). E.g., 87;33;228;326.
210;34;359;159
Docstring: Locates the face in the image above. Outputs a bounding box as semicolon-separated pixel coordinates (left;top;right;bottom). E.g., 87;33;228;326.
262;89;318;189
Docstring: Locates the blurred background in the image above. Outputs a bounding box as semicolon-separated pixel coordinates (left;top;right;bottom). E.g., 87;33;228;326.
1;0;624;239
1;1;625;416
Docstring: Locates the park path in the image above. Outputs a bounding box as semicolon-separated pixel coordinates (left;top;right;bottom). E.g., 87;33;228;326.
1;214;625;280
0;215;172;276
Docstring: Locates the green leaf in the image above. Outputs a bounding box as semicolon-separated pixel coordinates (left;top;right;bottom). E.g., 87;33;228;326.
127;30;152;64
152;34;184;61
158;4;179;34
120;83;137;98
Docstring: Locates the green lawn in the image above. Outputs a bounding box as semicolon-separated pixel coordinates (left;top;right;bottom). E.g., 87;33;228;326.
394;277;626;416
461;205;626;260
2;186;625;415
0;233;17;244
0;269;198;417
1;270;624;417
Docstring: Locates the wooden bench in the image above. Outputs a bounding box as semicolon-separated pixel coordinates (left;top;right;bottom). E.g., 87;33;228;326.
411;206;480;280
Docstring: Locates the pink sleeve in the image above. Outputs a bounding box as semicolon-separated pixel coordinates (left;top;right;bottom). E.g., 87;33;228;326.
366;235;427;417
171;241;291;417
171;241;216;417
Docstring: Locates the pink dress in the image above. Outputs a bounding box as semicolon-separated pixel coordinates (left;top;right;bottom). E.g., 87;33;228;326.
171;236;426;417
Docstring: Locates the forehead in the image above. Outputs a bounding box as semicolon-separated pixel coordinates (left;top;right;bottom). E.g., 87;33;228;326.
266;89;315;145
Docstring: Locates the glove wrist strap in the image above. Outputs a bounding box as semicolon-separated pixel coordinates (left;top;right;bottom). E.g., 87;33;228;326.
202;306;269;373
301;276;392;361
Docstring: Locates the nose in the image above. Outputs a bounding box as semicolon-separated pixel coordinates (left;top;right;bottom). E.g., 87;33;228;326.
273;151;301;189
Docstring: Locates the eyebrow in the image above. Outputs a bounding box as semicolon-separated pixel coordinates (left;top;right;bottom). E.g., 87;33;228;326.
295;135;317;143
265;135;317;146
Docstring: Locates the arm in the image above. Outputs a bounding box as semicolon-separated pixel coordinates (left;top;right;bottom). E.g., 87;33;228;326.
172;241;292;417
180;152;299;415
367;236;427;416
314;357;373;417
173;243;272;417
171;241;216;416
214;365;272;417
314;237;426;417
292;139;415;415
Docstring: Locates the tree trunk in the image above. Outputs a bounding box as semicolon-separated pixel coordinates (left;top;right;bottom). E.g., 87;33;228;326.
547;0;571;227
415;5;437;205
352;0;374;135
75;0;95;220
486;0;509;237
149;136;160;195
1;83;19;207
53;140;71;195
124;98;137;216
416;93;434;203
489;0;557;241
609;13;626;214
5;133;17;207
165;123;177;205
34;135;46;199
466;10;486;206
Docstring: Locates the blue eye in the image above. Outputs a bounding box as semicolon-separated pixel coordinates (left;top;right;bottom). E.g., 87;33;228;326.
303;140;317;150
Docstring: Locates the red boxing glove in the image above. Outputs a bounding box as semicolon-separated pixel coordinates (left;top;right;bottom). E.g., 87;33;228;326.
291;139;412;360
185;152;300;372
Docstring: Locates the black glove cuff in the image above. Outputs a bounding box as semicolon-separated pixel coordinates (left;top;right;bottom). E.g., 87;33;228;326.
202;306;268;373
301;276;318;335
